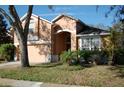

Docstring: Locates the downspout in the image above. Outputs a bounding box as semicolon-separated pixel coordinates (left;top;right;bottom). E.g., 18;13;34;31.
37;16;40;40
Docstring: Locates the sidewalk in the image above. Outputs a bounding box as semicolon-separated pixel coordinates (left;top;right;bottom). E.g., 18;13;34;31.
0;78;80;87
0;78;43;87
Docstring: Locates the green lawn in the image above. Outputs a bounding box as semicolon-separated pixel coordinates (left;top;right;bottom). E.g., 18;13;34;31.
0;62;124;87
0;61;4;64
0;85;11;87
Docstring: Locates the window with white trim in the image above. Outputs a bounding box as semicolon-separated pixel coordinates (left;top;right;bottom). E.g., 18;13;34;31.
28;19;38;41
80;36;101;50
29;19;35;33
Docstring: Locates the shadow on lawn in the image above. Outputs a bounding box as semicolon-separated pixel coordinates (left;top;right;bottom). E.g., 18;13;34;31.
30;62;86;71
108;65;124;78
56;66;85;71
31;62;63;68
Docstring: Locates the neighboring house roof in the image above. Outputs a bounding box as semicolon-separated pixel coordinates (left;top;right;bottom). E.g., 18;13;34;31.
76;18;109;35
20;13;52;24
77;25;110;36
78;25;106;34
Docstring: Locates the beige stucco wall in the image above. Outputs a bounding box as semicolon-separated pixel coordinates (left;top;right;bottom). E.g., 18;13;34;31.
14;16;39;45
14;32;19;45
28;44;51;63
14;14;83;62
14;15;52;63
52;16;77;53
38;19;51;41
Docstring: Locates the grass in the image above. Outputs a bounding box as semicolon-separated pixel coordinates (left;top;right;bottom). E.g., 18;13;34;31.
0;85;11;87
0;62;124;86
0;61;5;64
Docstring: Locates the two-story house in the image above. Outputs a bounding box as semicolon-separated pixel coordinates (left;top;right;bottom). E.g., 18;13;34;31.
13;13;110;63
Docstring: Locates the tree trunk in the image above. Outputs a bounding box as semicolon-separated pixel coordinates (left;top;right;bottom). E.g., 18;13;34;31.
0;5;33;67
20;39;30;67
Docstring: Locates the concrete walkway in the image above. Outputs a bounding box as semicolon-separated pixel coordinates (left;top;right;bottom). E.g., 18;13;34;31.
0;61;20;69
0;78;79;87
0;61;43;69
0;61;20;66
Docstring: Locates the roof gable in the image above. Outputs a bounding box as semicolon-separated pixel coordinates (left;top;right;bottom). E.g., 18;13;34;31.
20;13;52;24
51;14;79;23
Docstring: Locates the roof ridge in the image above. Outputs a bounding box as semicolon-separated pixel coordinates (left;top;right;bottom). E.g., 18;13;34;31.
51;13;79;23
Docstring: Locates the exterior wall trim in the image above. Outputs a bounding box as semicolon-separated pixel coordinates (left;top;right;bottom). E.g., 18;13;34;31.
77;33;110;37
56;29;72;34
14;41;51;46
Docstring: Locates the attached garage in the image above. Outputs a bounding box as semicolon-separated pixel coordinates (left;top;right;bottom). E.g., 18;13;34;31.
27;44;51;63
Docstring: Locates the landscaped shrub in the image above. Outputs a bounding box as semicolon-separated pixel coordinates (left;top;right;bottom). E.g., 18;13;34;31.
60;49;72;63
100;50;109;64
78;50;92;61
78;49;109;65
60;49;78;65
0;43;15;61
92;50;109;65
60;49;109;66
112;48;124;65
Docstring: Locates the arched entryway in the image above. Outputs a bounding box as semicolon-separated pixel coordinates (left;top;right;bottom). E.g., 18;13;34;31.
54;31;71;55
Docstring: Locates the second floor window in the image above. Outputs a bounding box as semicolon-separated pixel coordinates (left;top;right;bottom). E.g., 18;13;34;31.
28;19;38;41
29;19;35;33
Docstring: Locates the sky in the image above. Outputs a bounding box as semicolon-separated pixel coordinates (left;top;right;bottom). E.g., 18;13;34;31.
0;5;115;27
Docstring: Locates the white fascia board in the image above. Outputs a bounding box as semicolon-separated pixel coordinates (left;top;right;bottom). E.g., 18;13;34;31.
100;32;110;36
51;14;62;23
77;32;110;37
56;29;72;34
77;33;99;37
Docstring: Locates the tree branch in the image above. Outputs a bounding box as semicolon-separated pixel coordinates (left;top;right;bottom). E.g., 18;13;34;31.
24;5;33;38
9;5;23;33
0;8;14;25
0;7;22;42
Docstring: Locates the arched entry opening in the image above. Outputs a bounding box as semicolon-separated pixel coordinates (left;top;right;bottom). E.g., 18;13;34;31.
54;31;71;55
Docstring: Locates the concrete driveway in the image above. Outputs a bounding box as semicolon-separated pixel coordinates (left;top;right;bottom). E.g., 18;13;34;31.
0;61;44;69
0;61;20;69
